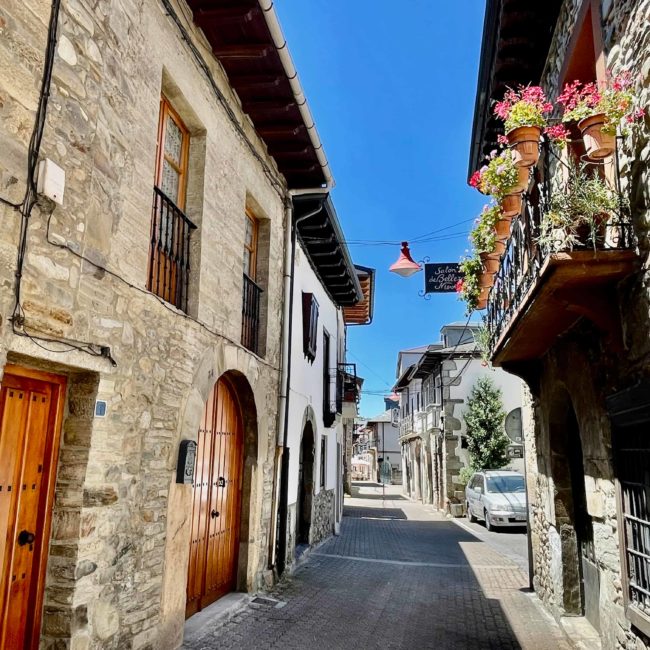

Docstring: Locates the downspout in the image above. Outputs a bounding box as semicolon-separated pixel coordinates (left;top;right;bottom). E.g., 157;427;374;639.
274;192;328;575
258;0;335;190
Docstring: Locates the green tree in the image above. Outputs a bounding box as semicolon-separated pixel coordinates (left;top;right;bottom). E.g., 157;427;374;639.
464;376;509;471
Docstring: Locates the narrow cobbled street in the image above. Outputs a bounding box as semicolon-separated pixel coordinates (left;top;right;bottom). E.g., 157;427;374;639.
183;484;571;650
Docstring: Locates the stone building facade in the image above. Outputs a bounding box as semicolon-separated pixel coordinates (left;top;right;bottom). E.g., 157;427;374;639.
0;0;339;648
397;324;524;512
469;1;650;647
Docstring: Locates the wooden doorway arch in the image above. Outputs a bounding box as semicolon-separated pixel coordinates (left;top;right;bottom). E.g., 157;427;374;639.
186;375;244;617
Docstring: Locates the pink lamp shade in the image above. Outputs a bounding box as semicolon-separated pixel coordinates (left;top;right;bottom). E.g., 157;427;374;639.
389;242;422;277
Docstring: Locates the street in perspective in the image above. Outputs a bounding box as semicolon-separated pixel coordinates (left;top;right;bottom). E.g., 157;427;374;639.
0;0;648;649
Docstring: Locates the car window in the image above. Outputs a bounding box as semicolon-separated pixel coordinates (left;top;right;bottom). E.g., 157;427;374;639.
486;475;525;493
468;475;476;489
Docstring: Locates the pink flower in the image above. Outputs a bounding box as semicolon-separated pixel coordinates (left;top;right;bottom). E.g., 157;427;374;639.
497;134;509;146
469;170;482;189
544;124;570;142
455;279;465;293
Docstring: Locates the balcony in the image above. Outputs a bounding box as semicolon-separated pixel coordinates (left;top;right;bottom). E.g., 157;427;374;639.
399;414;414;439
337;363;360;417
241;273;263;355
148;187;196;312
486;141;637;368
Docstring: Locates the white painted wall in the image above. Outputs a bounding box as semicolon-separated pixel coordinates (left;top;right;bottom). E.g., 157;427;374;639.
449;358;525;474
286;242;345;508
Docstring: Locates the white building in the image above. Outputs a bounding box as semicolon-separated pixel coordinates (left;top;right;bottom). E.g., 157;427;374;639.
363;411;401;484
276;195;373;571
397;323;524;511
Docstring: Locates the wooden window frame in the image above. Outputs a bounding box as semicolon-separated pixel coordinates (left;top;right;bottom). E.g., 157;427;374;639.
243;210;259;281
155;95;190;210
302;293;319;362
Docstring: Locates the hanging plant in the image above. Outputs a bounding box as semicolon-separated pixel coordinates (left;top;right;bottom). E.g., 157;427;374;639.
470;204;501;253
557;72;645;158
494;86;554;167
477;150;520;199
456;255;483;313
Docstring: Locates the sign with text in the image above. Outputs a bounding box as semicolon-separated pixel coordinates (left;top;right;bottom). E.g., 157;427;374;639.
424;263;462;294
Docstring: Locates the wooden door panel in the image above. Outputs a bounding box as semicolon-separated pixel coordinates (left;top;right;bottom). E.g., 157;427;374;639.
0;369;65;650
186;377;244;616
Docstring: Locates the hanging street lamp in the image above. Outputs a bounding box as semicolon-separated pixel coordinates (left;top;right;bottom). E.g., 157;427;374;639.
389;242;422;277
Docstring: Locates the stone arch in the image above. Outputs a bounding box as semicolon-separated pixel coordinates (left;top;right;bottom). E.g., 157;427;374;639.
548;386;589;616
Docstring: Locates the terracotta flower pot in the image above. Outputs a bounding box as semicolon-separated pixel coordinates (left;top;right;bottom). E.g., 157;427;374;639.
492;239;506;256
480;251;500;274
573;212;610;246
479;271;494;289
511;166;530;194
507;126;541;168
578;114;615;159
500;193;522;218
477;286;490;310
495;216;513;241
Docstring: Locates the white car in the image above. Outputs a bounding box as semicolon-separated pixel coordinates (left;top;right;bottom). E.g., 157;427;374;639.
465;470;527;531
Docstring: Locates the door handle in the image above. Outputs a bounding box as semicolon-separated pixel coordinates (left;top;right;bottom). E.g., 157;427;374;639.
18;530;36;546
211;510;219;519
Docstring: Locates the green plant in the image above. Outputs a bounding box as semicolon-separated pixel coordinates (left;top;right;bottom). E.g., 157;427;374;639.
479;151;519;199
539;164;619;251
458;466;475;488
494;85;553;133
464;377;509;471
470;204;501;253
456;255;483;313
475;323;492;366
558;73;645;135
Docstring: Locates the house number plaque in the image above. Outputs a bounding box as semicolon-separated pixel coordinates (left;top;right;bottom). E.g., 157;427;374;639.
176;440;197;484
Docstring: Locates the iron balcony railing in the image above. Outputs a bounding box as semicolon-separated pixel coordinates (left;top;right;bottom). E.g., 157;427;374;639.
337;363;359;408
148;187;196;312
241;273;263;355
486;138;635;353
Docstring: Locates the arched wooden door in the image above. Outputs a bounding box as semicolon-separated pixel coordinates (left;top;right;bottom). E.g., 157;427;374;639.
186;376;244;617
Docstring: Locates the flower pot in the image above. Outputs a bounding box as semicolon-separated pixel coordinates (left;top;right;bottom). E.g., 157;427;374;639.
512;166;530;194
500;193;522;218
492;239;506;256
578;114;615;159
479;271;494;289
480;251;500;274
573;212;610;247
477;286;490;310
495;216;513;241
507;126;541;168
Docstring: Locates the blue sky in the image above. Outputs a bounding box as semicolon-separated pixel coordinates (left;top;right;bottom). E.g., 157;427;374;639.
277;1;488;417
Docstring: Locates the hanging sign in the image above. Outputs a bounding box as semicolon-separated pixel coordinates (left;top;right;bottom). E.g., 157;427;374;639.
424;263;463;294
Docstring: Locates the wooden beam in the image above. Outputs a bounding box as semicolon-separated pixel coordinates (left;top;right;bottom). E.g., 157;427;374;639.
228;74;284;90
257;124;304;138
213;44;272;59
193;8;256;28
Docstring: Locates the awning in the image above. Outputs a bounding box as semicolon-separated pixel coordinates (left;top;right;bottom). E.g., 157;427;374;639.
344;265;375;325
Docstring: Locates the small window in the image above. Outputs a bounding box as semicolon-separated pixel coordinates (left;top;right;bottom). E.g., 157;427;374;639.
243;210;258;280
156;96;189;208
320;436;326;489
302;293;319;362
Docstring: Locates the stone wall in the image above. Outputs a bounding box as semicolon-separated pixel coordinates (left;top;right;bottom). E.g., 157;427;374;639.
521;1;650;648
310;489;335;545
0;0;288;647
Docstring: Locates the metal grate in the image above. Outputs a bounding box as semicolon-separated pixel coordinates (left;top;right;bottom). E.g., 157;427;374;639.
148;187;196;312
618;426;650;617
241;274;263;355
486;138;634;352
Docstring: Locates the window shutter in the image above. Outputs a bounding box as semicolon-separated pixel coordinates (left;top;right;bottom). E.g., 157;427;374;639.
302;292;319;361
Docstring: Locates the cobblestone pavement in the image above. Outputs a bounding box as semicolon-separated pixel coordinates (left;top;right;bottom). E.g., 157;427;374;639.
183;483;572;650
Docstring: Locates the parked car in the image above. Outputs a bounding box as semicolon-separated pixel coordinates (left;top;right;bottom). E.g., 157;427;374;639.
465;470;527;531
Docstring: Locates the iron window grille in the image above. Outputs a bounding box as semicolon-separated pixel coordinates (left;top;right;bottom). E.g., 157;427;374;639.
241;273;263;355
148;187;196;312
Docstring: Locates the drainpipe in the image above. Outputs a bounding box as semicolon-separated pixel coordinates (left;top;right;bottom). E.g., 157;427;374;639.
274;192;329;575
258;0;335;190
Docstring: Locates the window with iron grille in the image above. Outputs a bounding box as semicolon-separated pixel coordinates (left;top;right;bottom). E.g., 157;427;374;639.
609;384;650;637
241;210;262;355
148;96;196;312
302;293;319;362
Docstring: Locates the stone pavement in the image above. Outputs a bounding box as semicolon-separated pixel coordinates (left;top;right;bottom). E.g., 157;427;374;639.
183;483;573;650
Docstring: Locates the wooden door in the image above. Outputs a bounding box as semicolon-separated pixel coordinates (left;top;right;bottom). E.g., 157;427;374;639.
0;366;66;650
186;376;244;617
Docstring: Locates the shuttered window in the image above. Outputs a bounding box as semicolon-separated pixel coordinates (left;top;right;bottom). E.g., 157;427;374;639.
302;293;319;362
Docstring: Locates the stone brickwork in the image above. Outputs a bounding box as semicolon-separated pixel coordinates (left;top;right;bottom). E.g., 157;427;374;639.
520;2;650;648
0;0;288;648
310;489;335;545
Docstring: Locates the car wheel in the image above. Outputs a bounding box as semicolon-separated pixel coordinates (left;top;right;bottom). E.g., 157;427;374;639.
484;509;494;532
467;502;477;523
